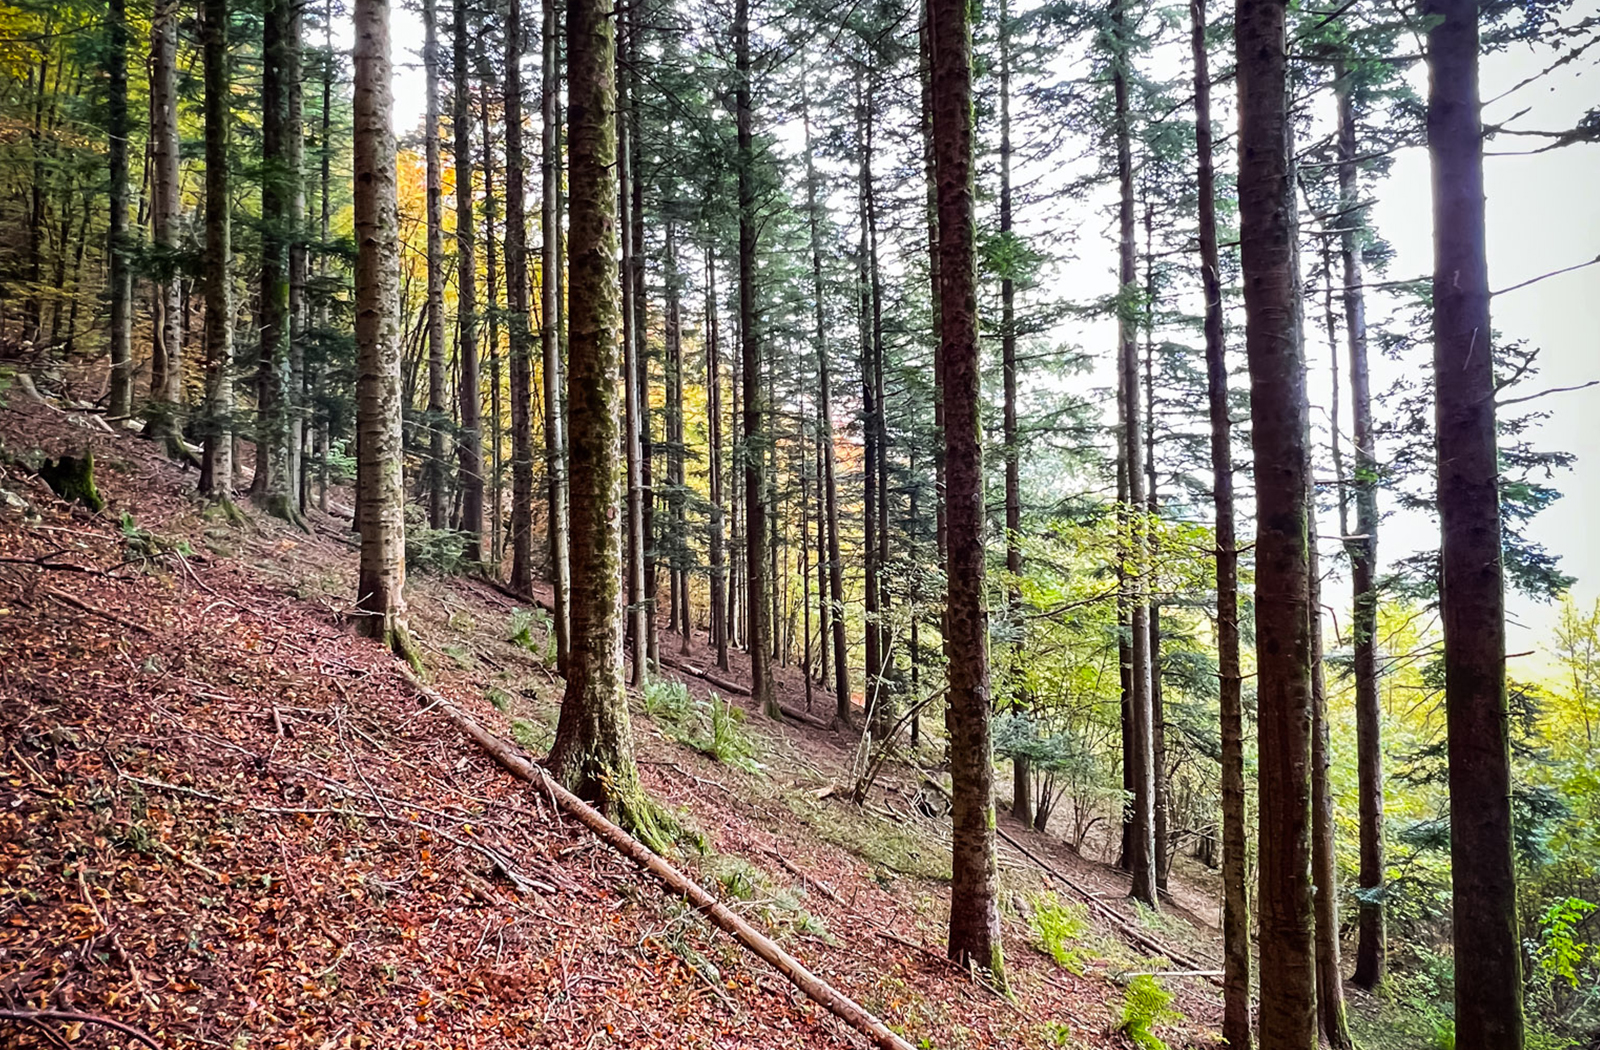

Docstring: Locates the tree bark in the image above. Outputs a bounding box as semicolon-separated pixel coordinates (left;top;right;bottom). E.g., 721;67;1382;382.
455;0;483;562
541;0;570;662
106;0;133;419
1192;0;1250;1041
505;0;535;595
1427;0;1525;1044
735;0;777;720
257;0;304;524
1111;0;1157;910
422;0;448;530
148;0;183;423
1237;0;1316;1040
353;0;415;658
930;0;1003;983
618;5;648;687
801;88;849;721
1310;512;1355;1050
999;0;1029;828
1337;61;1387;992
550;0;656;839
706;248;729;670
199;0;234;498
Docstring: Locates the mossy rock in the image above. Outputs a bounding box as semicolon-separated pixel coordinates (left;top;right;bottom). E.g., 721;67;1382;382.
39;450;105;512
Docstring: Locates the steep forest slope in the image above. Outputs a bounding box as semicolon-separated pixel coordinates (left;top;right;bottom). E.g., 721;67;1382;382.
0;399;1228;1048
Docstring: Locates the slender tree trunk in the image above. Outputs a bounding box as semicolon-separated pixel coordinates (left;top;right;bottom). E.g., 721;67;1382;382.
106;0;133;419
454;0;484;562
999;0;1029;828
627;10;656;674
1111;0;1158;909
1237;0;1316;1039
353;0;415;659
149;0;184;426
542;0;570;662
865;78;892;728
481;73;503;568
1310;511;1355;1050
550;0;657;842
257;0;304;524
287;4;306;507
618;5;648;686
505;0;535;596
735;0;776;719
423;0;448;530
1428;0;1524;1043
855;72;881;726
1336;60;1387;992
706;249;729;670
666;218;689;652
931;0;1003;982
1192;0;1251;1041
801;88;849;720
1143;202;1169;892
199;0;234;498
317;1;334;513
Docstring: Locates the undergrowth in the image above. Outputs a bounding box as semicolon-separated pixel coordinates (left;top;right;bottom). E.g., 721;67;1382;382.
1029;893;1090;974
1120;974;1180;1050
641;678;761;774
507;607;556;665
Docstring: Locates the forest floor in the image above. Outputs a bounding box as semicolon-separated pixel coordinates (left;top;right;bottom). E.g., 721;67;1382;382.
0;393;1246;1049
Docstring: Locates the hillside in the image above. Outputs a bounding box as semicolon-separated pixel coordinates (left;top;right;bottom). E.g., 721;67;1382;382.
0;398;1236;1048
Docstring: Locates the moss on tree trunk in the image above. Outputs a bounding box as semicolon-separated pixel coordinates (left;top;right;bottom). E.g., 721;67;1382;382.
40;451;105;512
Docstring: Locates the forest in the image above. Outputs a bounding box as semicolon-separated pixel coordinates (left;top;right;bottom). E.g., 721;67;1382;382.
0;0;1596;1045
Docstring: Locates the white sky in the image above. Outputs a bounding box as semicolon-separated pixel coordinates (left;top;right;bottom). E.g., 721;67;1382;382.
382;10;1598;669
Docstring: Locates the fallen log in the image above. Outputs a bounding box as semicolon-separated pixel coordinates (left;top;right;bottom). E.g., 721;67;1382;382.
402;668;917;1050
992;823;1221;985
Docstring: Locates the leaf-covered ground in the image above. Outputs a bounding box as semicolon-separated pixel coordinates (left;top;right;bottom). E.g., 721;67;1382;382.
0;397;1227;1049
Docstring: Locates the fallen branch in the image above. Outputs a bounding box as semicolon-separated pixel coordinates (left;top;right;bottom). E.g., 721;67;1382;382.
991;823;1220;985
42;586;153;636
403;668;917;1050
654;653;833;729
764;848;848;908
0;1009;160;1050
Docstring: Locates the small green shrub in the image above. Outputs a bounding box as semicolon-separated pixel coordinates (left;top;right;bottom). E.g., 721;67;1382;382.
511;718;551;753
700;693;759;773
507;607;555;663
1121;975;1179;1050
1030;893;1090;974
642;677;691;723
405;525;474;576
486;686;513;713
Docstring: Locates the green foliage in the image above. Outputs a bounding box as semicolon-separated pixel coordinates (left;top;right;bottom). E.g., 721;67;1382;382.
642;677;692;722
486;686;512;713
506;608;556;664
404;521;474;576
1029;893;1090;974
641;678;761;775
511;718;551;754
1120;975;1179;1050
1532;897;1596;990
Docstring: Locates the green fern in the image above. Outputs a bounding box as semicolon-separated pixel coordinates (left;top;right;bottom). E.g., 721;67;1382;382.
1121;975;1179;1050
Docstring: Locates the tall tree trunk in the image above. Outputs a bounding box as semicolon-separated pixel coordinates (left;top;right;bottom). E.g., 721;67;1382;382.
199;0;234;498
735;0;777;719
353;0;415;659
865;76;892;729
422;0;447;530
999;0;1029;828
106;0;133;419
706;248;729;670
455;0;484;562
1111;0;1158;910
287;3;306;508
481;71;503;567
1237;0;1316;1040
505;0;535;596
257;0;303;524
1428;0;1524;1044
931;0;1003;983
1192;0;1250;1041
618;4;648;686
550;0;657;843
855;71;881;727
1336;60;1387;992
541;0;570;663
1310;511;1355;1050
148;0;184;428
317;1;335;512
666;218;689;652
801;87;850;721
1143;202;1169;891
627;9;656;674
